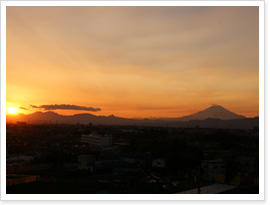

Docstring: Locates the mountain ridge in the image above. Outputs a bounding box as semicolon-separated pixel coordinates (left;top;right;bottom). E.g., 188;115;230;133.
6;105;258;129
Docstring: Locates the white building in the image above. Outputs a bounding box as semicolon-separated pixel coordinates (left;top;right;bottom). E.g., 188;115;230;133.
201;159;225;181
81;133;112;148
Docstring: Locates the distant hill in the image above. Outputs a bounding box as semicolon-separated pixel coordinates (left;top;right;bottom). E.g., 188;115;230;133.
6;111;137;125
6;105;258;129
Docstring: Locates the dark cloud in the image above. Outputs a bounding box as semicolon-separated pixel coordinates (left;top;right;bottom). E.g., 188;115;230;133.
19;106;29;110
30;104;101;112
30;105;39;109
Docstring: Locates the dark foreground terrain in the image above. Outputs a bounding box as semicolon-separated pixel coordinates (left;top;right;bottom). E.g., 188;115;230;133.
6;123;259;194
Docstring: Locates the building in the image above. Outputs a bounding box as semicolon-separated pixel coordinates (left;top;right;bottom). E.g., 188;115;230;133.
237;156;255;171
201;159;225;181
152;158;167;168
78;155;96;171
81;133;112;148
6;174;37;186
78;155;96;165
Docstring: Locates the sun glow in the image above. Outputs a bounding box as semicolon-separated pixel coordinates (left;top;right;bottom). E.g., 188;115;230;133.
7;107;19;114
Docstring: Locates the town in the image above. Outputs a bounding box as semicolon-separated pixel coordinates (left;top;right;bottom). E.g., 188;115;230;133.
6;122;259;194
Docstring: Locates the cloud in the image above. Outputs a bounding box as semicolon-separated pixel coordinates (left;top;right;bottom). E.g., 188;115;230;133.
19;106;29;110
29;105;39;109
30;104;101;112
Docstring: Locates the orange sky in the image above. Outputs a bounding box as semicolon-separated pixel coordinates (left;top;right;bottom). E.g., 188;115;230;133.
6;6;259;118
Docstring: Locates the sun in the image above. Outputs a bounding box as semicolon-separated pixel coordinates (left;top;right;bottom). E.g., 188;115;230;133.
7;107;19;114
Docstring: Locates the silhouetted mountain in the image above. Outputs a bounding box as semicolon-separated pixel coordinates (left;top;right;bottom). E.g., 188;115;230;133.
174;105;246;121
6;111;138;125
6;109;258;129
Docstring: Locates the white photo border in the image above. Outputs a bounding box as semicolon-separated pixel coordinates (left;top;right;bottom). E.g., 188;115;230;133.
1;0;264;201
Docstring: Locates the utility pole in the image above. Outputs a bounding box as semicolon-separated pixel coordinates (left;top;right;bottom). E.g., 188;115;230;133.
197;165;201;194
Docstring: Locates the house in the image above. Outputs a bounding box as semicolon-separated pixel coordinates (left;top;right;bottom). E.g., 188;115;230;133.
201;159;225;181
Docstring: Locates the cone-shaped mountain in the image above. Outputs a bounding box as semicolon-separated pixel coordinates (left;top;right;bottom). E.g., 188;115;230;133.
176;105;246;121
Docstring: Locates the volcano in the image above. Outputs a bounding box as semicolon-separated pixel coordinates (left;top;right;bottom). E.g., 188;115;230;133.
176;105;246;121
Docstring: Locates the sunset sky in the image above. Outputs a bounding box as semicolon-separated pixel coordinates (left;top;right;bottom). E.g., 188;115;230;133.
6;6;259;118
